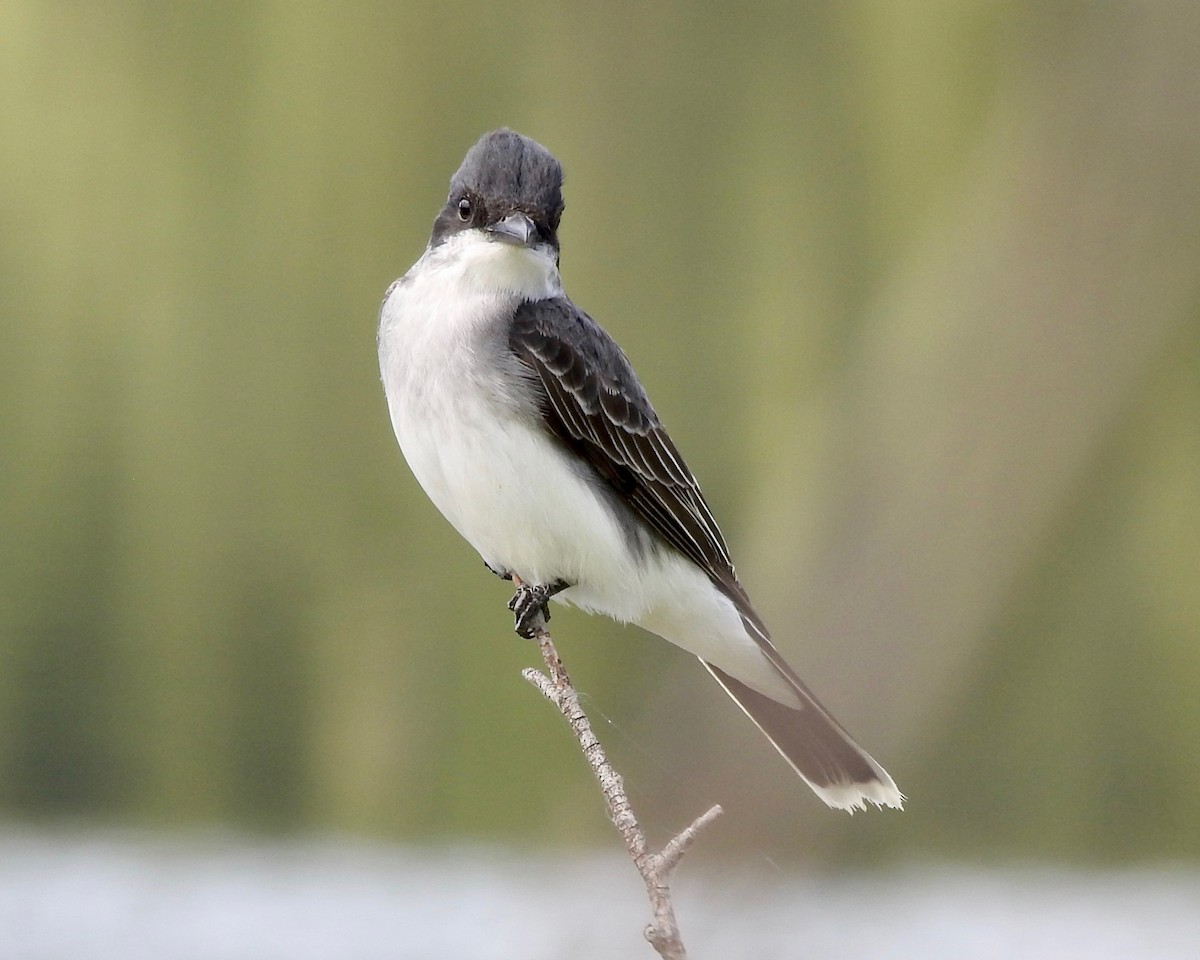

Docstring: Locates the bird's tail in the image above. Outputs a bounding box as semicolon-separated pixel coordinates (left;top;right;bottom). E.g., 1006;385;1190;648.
702;660;903;812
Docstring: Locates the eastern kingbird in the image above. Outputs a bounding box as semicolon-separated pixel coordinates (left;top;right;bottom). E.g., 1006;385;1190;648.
378;129;902;811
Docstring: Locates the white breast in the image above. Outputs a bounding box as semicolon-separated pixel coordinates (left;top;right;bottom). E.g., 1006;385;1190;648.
378;233;649;620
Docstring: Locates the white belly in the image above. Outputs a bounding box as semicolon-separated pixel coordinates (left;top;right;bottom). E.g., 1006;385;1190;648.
390;383;651;619
392;387;790;700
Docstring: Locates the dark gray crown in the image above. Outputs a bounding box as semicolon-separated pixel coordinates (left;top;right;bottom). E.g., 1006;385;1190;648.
449;129;564;222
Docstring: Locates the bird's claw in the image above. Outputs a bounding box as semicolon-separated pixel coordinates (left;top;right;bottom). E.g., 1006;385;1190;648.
508;578;569;639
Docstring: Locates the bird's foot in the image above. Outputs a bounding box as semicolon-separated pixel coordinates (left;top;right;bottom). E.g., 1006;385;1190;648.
507;578;570;639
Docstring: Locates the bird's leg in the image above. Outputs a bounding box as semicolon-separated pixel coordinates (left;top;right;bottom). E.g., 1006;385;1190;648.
507;576;570;639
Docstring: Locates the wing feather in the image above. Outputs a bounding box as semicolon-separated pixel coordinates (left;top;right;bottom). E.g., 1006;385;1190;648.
509;297;735;581
506;298;903;811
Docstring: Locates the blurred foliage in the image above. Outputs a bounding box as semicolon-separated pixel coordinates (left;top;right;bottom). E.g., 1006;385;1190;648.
1;1;1198;864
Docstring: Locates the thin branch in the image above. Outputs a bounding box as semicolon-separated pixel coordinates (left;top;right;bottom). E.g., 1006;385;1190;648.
522;624;722;960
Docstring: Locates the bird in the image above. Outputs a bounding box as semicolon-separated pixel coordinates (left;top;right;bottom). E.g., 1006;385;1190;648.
377;128;902;812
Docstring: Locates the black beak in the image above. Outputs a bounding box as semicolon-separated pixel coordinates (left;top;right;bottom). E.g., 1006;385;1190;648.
486;211;536;246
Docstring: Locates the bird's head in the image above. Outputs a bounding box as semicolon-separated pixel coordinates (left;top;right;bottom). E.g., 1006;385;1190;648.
430;129;564;260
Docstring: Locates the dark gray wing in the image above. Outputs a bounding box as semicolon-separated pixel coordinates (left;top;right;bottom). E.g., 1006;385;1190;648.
510;298;903;809
509;296;740;591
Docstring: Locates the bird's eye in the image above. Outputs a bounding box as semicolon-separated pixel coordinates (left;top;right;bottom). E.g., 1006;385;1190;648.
457;197;472;222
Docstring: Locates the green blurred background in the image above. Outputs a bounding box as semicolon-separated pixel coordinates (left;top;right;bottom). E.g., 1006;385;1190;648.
2;1;1198;866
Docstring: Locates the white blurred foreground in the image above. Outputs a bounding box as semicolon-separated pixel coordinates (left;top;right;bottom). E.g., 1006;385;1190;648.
1;828;1197;960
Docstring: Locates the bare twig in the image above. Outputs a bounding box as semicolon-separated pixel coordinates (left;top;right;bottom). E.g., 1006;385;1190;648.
522;624;722;959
